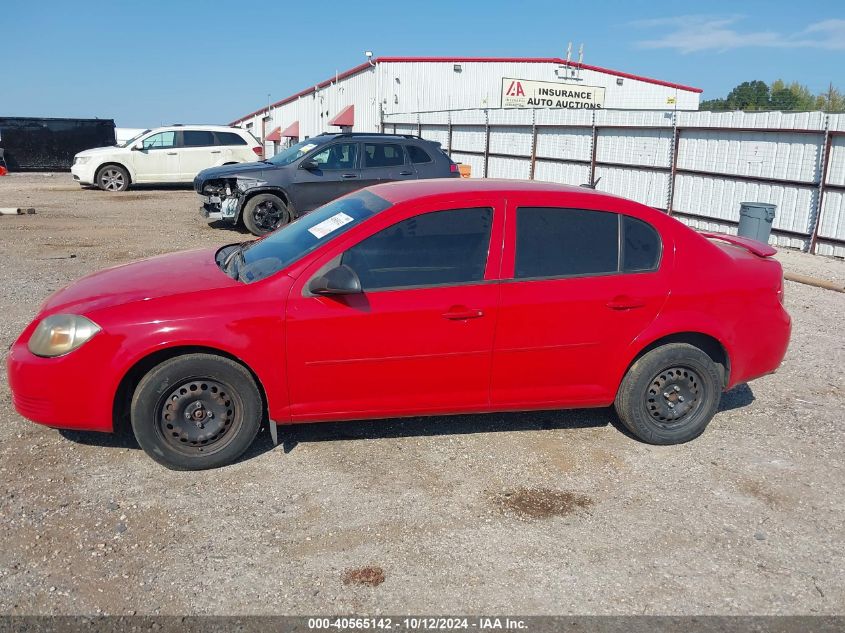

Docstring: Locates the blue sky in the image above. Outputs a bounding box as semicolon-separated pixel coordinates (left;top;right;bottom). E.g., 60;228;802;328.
3;0;843;127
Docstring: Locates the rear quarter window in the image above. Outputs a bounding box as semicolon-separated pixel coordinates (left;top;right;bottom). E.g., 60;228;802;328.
622;216;661;272
406;145;432;163
216;131;248;146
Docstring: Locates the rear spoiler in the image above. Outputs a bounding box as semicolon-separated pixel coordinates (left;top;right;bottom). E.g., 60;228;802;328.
700;232;777;257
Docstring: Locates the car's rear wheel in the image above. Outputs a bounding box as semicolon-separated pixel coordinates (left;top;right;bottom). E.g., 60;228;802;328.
242;193;290;236
614;343;722;445
130;354;263;470
96;164;129;192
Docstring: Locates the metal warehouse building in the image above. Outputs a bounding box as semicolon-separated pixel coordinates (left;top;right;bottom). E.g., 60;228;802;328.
231;56;701;152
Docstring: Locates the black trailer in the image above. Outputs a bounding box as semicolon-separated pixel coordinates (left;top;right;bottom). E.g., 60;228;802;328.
0;117;116;171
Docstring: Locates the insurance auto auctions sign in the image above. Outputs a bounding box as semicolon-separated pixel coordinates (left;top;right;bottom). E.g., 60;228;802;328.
501;78;606;109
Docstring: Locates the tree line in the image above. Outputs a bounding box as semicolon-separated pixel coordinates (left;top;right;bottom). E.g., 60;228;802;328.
700;80;844;112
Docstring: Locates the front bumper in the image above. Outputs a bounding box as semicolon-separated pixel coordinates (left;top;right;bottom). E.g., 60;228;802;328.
70;162;96;185
7;328;119;432
200;196;239;223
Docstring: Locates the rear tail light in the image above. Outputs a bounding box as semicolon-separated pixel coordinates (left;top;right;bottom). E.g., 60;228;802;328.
450;164;458;172
253;146;264;158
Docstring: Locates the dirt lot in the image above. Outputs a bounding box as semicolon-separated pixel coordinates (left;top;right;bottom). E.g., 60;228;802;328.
0;173;843;616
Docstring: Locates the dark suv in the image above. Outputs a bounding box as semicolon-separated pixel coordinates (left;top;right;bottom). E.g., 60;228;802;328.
195;132;460;236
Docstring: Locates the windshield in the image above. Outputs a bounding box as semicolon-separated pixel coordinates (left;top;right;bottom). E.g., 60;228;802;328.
265;138;326;166
118;129;151;148
233;190;392;283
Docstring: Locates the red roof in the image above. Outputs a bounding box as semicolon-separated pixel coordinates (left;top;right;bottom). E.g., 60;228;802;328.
265;127;281;142
280;121;300;137
329;105;354;127
370;177;611;205
230;57;702;125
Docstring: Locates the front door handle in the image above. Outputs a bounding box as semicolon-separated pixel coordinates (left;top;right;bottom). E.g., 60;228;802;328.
399;170;413;176
606;295;646;310
210;150;221;154
341;173;357;179
166;152;178;155
442;306;484;320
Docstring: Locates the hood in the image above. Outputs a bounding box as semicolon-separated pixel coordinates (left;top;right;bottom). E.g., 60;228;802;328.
197;161;271;181
41;247;240;315
75;145;127;157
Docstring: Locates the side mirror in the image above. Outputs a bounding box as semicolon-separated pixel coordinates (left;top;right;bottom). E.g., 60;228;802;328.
131;142;143;151
301;160;319;171
308;265;362;296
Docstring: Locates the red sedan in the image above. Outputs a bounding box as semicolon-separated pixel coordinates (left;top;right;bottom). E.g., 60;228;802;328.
7;180;791;469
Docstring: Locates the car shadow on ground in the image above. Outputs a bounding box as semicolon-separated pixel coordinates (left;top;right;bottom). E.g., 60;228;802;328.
718;382;755;412
57;383;756;464
269;407;619;456
206;219;252;235
125;184;195;192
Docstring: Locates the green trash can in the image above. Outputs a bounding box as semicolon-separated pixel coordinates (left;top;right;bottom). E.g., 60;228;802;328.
738;202;776;244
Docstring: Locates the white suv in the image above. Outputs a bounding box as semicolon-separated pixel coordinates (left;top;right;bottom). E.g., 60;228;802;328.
71;125;263;192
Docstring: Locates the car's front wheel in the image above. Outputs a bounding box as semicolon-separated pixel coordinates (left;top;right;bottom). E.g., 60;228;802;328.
95;164;130;192
242;193;291;236
130;354;263;470
614;343;723;445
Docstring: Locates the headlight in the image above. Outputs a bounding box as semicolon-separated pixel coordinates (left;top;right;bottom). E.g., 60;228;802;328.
236;178;267;191
74;156;91;165
28;314;101;358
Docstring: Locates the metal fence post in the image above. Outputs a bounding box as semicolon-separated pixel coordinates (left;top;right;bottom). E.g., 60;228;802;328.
447;111;453;155
529;109;538;180
809;116;832;253
667;110;680;215
483;109;490;178
589;109;598;187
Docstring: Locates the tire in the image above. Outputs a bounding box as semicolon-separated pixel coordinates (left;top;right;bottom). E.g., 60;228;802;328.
95;164;130;192
130;354;263;470
242;193;290;236
614;343;722;445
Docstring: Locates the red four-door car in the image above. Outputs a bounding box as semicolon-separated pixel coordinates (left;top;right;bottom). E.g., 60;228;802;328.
8;179;791;470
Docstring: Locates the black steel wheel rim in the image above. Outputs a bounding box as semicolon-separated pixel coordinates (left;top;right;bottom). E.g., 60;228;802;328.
252;200;286;231
156;379;242;454
645;366;704;428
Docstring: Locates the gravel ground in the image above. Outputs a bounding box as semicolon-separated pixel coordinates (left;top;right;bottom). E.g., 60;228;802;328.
0;173;843;616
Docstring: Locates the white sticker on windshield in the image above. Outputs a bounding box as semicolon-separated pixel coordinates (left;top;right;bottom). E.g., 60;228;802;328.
299;143;318;154
308;212;354;239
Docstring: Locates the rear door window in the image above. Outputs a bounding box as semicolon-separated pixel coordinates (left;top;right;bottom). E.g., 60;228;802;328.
363;143;406;168
515;207;619;279
182;130;216;147
514;207;662;279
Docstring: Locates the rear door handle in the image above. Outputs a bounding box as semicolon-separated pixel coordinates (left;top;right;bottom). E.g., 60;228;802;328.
166;152;178;155
606;295;646;310
210;150;221;154
341;173;357;179
442;306;484;320
399;170;413;176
